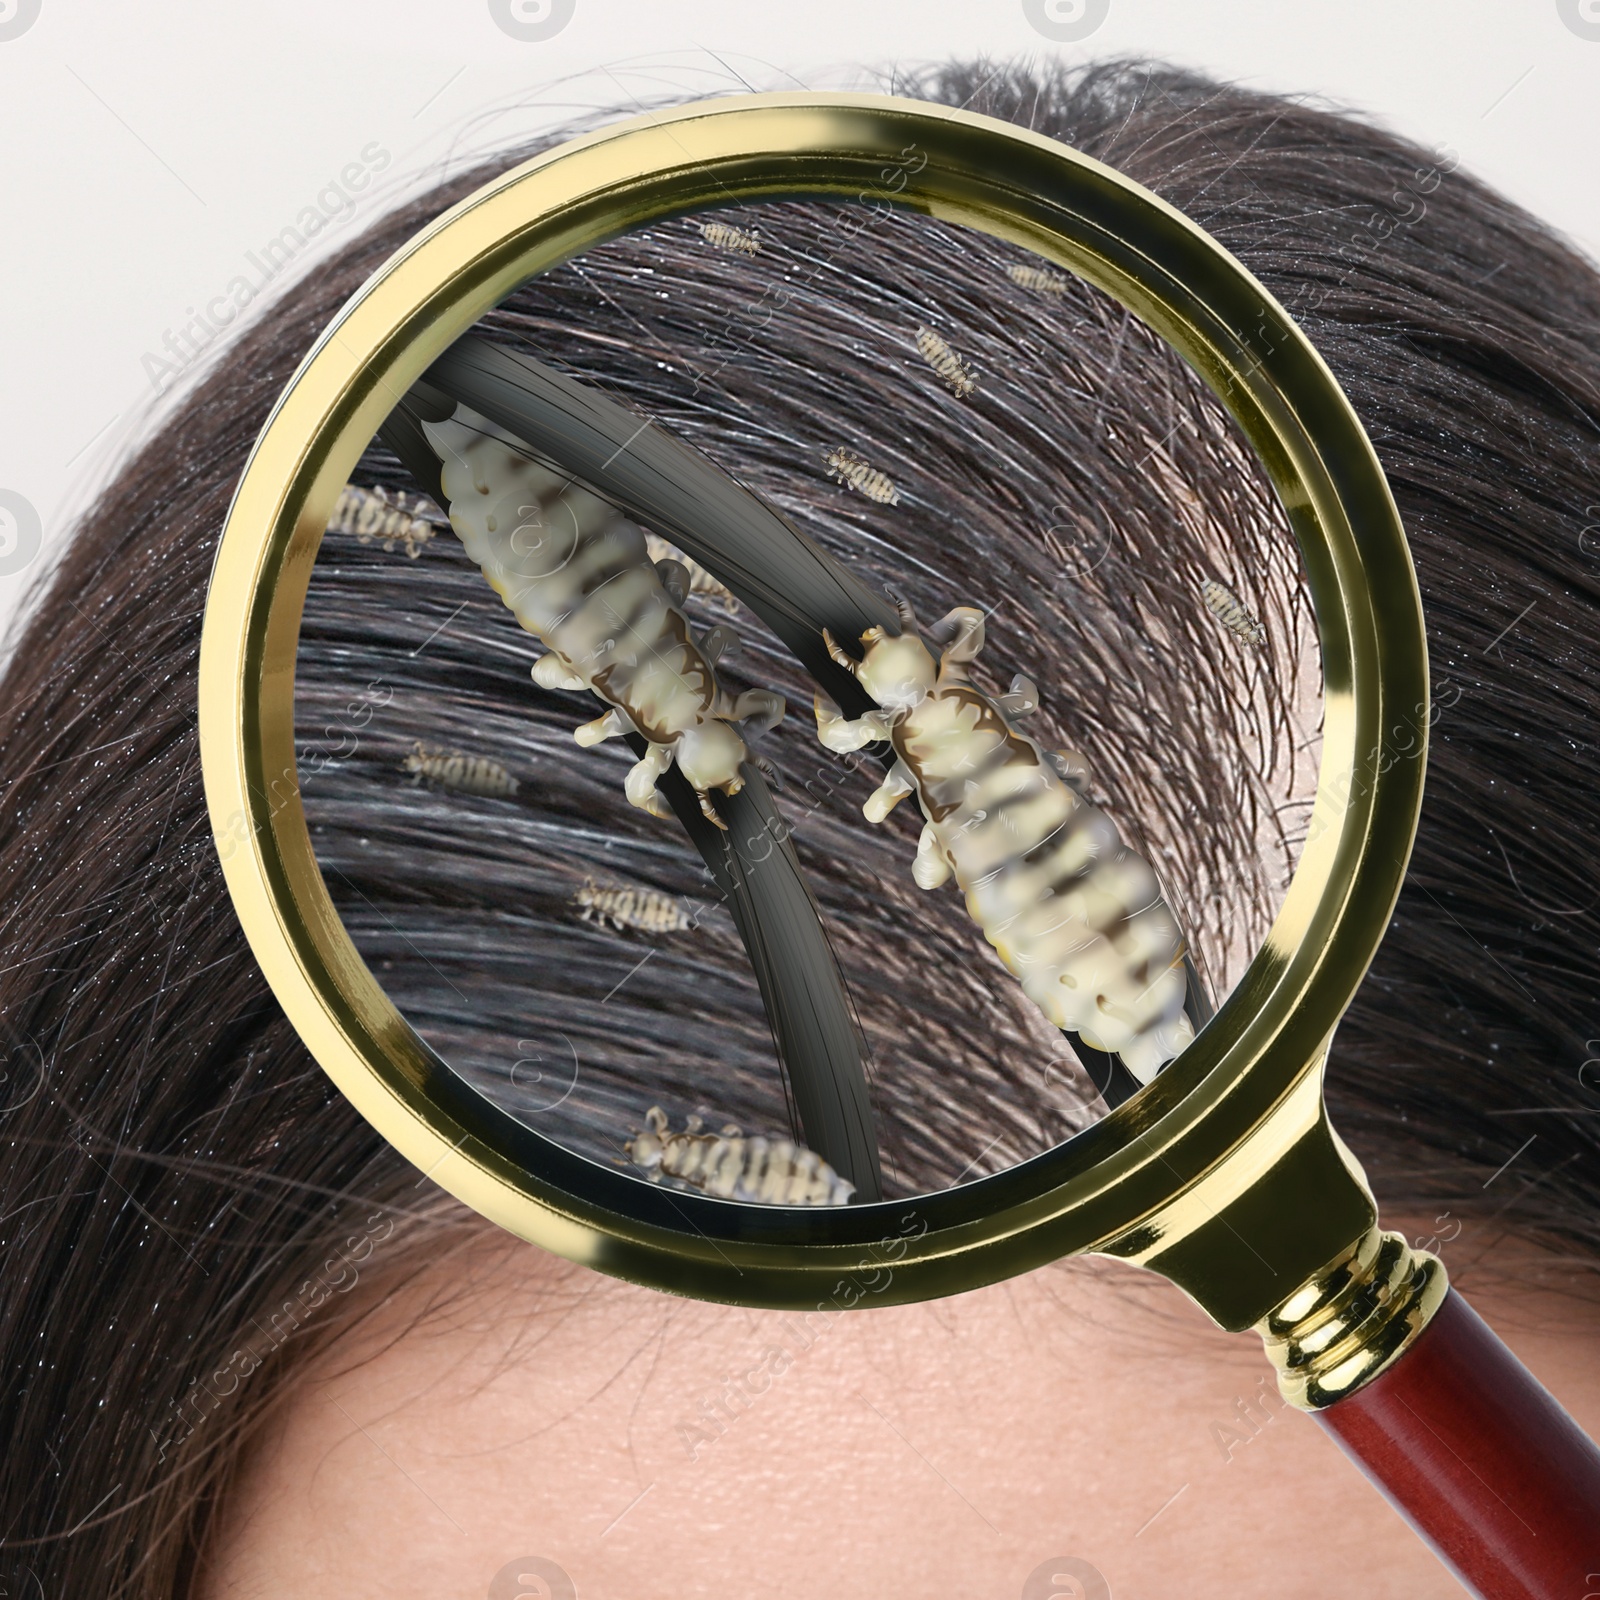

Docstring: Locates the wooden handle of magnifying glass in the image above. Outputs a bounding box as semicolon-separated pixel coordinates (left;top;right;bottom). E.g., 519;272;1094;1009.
1315;1290;1600;1599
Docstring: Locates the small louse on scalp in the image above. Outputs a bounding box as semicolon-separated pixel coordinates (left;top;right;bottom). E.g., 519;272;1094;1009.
402;741;519;797
643;532;738;608
572;875;692;935
624;1107;855;1205
915;325;978;398
328;484;440;559
1006;261;1071;298
1200;578;1268;649
698;219;762;256
825;445;900;506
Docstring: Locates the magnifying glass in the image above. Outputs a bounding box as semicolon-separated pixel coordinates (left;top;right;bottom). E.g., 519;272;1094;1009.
198;91;1600;1597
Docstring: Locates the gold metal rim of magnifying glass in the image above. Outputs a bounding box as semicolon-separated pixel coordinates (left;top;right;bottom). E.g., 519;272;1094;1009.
198;91;1428;1331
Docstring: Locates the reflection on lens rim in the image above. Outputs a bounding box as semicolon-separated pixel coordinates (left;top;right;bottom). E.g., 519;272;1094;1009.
198;92;1427;1311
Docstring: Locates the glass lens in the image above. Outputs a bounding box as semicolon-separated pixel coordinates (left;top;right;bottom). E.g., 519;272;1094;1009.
295;197;1324;1210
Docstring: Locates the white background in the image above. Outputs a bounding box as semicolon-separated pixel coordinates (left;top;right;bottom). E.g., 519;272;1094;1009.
2;0;1597;639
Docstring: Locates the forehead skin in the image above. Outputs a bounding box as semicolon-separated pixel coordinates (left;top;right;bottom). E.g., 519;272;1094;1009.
198;1226;1600;1600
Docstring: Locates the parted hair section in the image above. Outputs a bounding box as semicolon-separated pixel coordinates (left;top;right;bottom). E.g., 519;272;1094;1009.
1;56;1598;1600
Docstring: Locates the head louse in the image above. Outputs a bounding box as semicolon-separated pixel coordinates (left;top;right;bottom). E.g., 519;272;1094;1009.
814;598;1193;1084
423;405;785;831
401;741;519;797
1005;261;1072;299
572;875;691;935
328;484;440;559
698;219;762;256
825;445;900;505
623;1106;854;1206
643;532;739;608
914;325;978;398
1200;577;1267;649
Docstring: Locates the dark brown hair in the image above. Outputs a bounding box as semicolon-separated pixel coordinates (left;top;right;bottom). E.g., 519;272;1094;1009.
2;57;1597;1598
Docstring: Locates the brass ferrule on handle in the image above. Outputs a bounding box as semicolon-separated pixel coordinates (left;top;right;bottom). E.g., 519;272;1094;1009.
1256;1225;1449;1410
